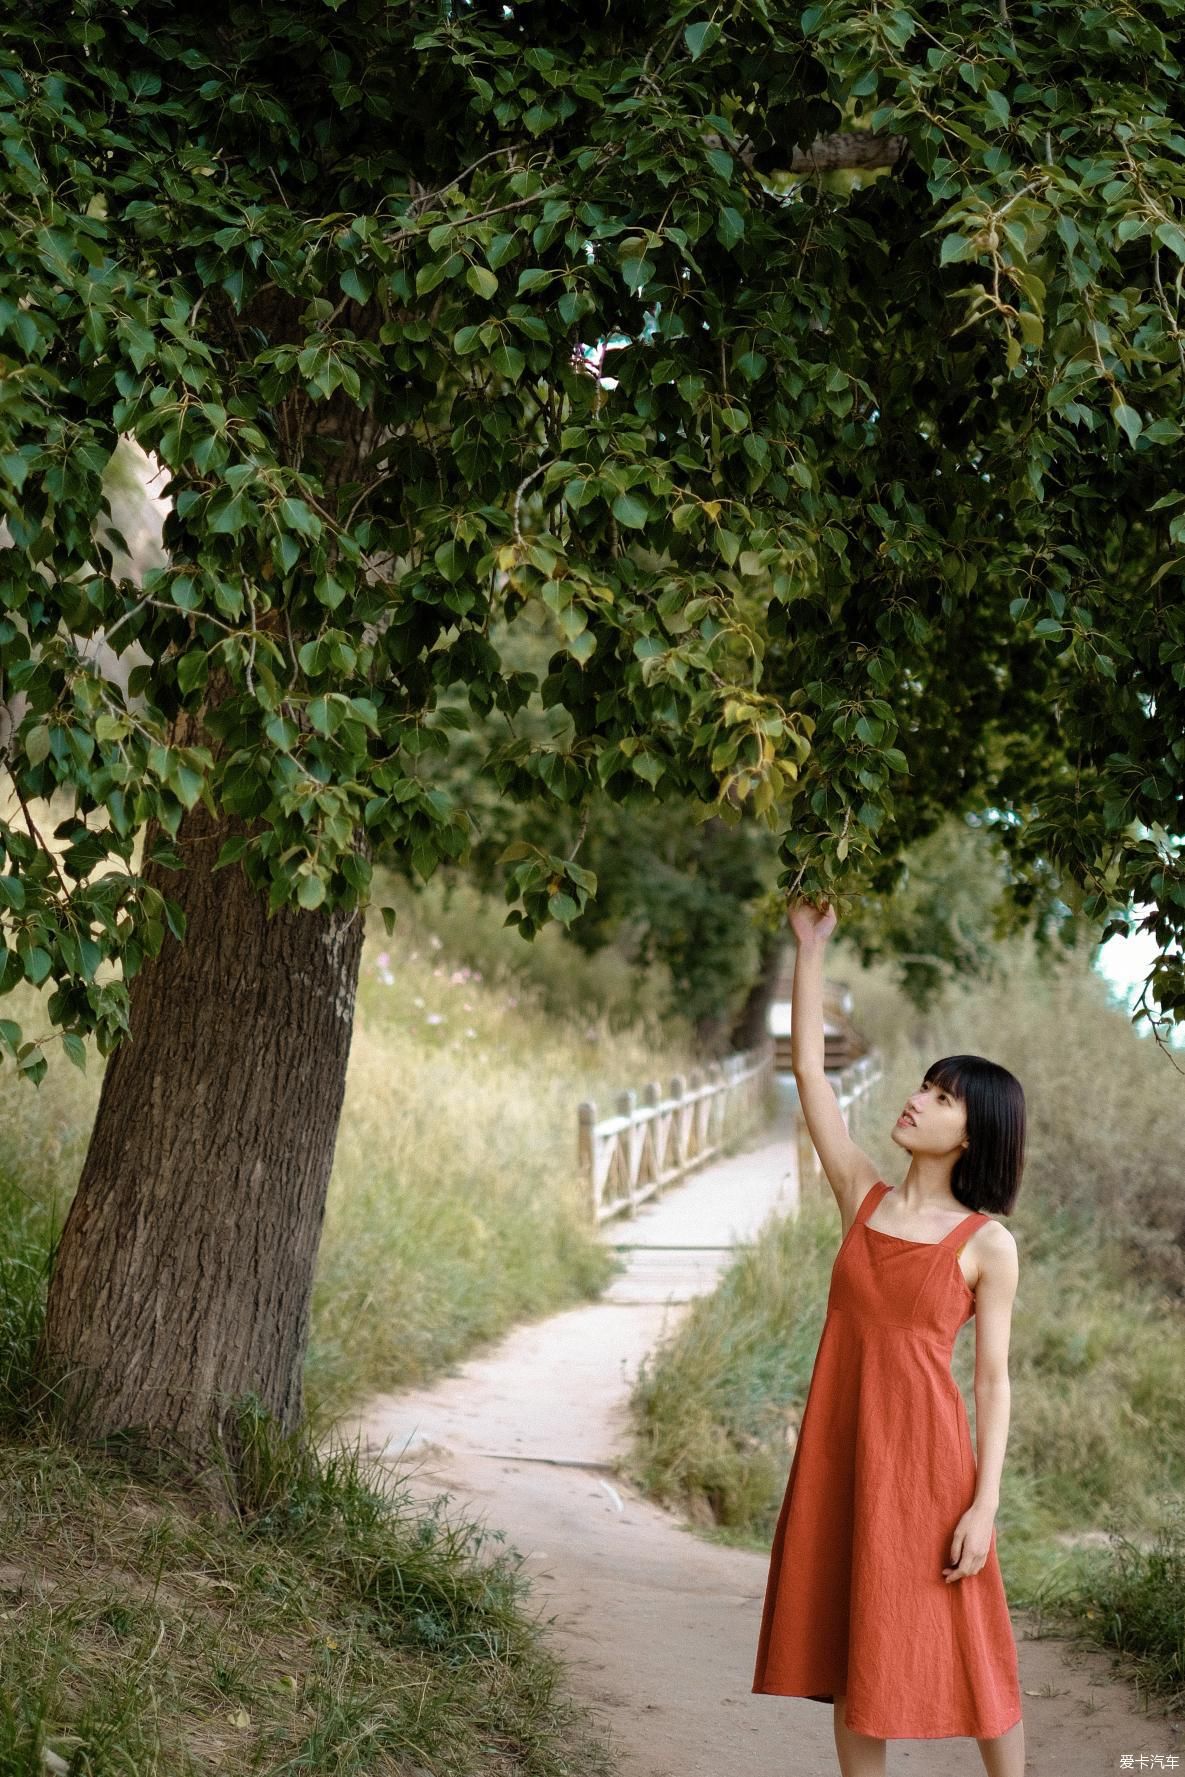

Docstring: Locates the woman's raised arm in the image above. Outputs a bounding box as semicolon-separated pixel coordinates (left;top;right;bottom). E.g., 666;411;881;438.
788;900;880;1214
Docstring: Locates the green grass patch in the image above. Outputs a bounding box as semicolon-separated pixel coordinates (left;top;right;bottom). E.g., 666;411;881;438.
0;1400;616;1776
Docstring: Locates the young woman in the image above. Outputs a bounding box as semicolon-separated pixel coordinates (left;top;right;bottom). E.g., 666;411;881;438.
751;898;1027;1777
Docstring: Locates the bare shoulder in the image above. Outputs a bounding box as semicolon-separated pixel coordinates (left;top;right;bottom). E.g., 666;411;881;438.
968;1217;1019;1295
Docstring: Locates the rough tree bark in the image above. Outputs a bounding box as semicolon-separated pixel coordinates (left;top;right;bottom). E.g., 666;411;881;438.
35;792;367;1474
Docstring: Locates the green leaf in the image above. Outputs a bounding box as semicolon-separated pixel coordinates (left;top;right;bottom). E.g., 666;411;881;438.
466;264;498;299
1155;221;1185;263
62;1032;87;1071
622;257;653;294
434;540;466;583
16;1048;47;1086
339;265;371;304
939;232;976;266
1016;310;1044;350
177;650;208;694
632;750;665;785
279;497;321;539
215;836;251;870
171;765;204;809
716;207;744;249
984;87;1010;124
297;871;326;909
612;492;650;528
415;259;447;296
24;724;51;766
21;947;52;986
0;877;25;911
491;344;526;381
683;20;721;58
547;890;580;923
314;573;346;609
207;492;252;535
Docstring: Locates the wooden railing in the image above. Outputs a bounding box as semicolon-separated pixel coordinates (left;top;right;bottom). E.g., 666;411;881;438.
579;1040;777;1225
794;1051;884;1194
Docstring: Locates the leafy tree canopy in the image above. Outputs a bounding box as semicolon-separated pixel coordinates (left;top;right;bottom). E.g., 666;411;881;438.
1;0;1184;1082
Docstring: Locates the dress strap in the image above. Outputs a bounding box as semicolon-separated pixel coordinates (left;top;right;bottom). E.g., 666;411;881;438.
939;1210;990;1253
854;1179;892;1227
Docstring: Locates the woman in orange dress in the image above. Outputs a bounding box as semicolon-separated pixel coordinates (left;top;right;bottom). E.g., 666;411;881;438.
751;898;1026;1776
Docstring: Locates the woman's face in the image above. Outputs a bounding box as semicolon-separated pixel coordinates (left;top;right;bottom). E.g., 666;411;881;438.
890;1075;969;1158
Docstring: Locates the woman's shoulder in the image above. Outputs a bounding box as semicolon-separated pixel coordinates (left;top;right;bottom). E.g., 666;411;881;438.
967;1215;1019;1291
971;1212;1017;1251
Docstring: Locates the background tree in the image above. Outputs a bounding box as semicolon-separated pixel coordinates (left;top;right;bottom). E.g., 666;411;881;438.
834;814;1091;1010
1;0;1183;1473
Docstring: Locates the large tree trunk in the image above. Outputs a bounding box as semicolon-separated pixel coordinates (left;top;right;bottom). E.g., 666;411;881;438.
35;797;366;1477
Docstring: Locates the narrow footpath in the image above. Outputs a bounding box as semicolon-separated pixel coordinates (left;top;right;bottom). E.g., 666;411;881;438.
353;1078;1175;1776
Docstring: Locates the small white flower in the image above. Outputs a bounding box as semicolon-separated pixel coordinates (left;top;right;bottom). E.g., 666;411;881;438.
380;970;394;986
413;996;424;1008
426;1012;444;1025
466;1027;477;1039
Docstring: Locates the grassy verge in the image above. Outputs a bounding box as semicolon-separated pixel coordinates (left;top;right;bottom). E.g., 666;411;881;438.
622;936;1185;1713
0;1396;616;1776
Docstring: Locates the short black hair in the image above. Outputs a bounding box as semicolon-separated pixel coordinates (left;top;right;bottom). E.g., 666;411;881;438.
923;1054;1026;1214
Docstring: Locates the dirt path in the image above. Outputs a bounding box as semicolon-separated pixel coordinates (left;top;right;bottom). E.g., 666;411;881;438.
353;1081;1180;1775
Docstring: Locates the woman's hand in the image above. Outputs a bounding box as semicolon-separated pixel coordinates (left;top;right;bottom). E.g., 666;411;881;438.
942;1505;996;1583
787;898;837;947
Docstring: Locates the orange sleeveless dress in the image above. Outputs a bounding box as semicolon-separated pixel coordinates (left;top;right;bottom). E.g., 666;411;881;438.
751;1179;1023;1740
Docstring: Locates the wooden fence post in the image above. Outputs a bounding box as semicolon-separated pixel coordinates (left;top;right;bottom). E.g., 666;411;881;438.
578;1100;597;1221
642;1081;661;1198
616;1088;638;1213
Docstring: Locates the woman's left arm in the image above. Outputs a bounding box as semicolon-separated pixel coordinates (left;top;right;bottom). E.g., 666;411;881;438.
943;1223;1020;1583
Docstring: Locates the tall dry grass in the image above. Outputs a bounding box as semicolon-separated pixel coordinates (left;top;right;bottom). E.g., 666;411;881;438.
307;868;701;1419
